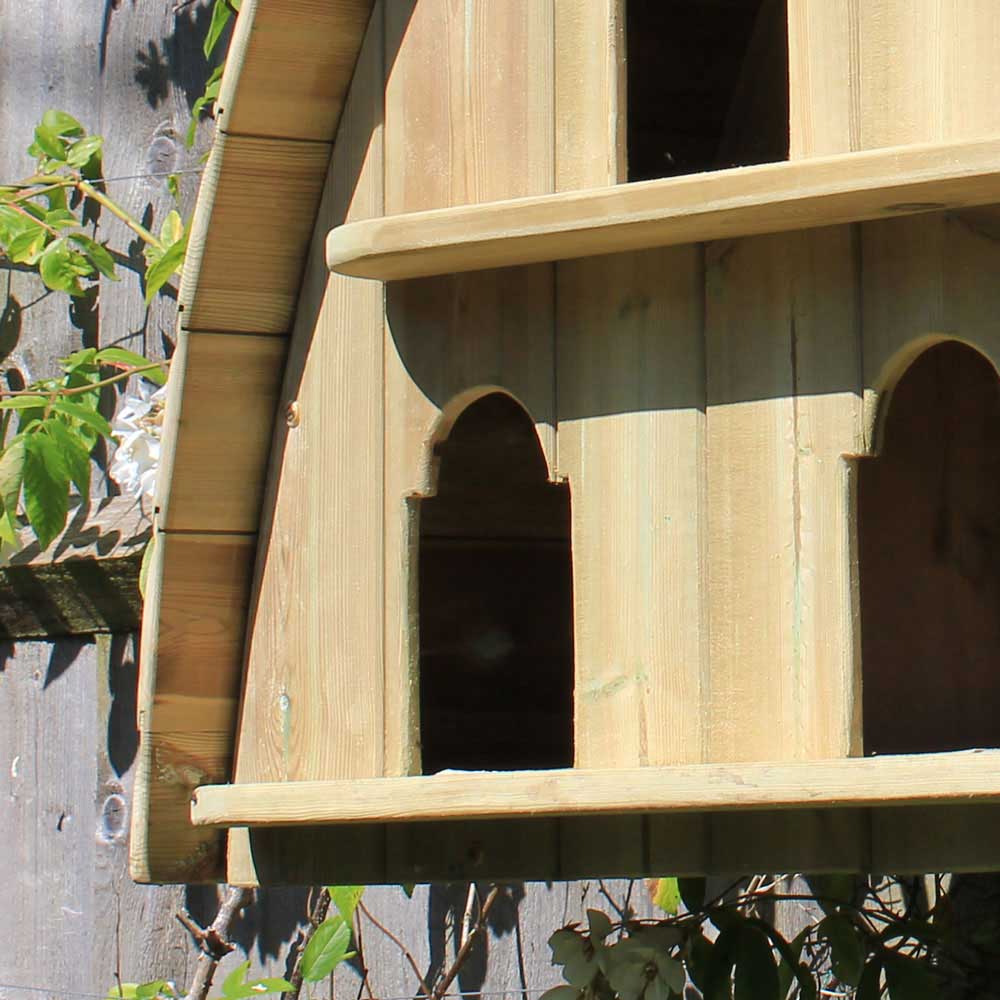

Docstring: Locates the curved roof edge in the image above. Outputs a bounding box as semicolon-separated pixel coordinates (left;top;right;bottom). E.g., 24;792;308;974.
130;0;374;884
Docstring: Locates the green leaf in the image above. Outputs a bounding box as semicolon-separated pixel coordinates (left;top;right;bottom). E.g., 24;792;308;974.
0;395;49;410
41;110;84;137
204;0;234;59
703;924;741;1000
105;985;139;1000
160;208;185;247
23;432;69;549
678;877;706;913
883;954;939;1000
135;981;167;1000
538;988;581;1000
68;233;117;278
144;228;187;303
39;239;92;295
0;435;26;517
652;878;681;915
167;174;181;199
686;931;713;993
328;885;365;926
301;914;355;982
49;398;113;439
734;926;779;1000
549;928;586;966
66;134;103;169
856;958;883;1000
43;418;91;497
33;124;67;161
400;883;415;898
805;874;856;915
61;347;99;371
221;961;252;1000
246;979;292;995
44;208;80;229
776;928;809;1000
187;64;224;147
818;915;865;987
587;909;613;943
8;224;48;264
95;346;157;369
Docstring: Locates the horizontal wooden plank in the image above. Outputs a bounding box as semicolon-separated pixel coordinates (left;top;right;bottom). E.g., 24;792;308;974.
218;0;374;142
326;137;1000;280
158;331;286;533
193;749;1000;827
180;132;331;334
0;496;148;637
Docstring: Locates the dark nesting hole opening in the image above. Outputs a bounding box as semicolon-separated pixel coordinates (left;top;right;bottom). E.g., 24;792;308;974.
626;0;789;182
417;392;575;774
859;341;1000;755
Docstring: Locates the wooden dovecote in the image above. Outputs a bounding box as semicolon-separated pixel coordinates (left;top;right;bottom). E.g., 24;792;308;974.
134;0;1000;886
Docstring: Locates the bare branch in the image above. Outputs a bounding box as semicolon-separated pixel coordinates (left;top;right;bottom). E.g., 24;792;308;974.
178;886;254;1000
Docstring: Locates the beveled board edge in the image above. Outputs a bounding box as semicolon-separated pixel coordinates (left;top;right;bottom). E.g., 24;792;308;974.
327;136;1000;281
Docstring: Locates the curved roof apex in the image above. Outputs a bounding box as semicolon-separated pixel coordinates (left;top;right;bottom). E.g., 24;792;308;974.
131;0;374;884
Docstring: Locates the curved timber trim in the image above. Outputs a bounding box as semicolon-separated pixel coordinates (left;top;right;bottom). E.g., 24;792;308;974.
130;0;375;884
327;137;1000;281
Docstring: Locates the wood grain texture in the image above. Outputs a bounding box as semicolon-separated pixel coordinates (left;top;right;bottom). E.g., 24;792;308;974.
705;227;863;763
217;0;374;141
234;1;385;789
157;331;286;533
193;749;1000;826
553;0;624;190
131;531;256;883
179;133;330;334
789;0;1000;157
328;138;1000;280
0;497;148;637
556;248;706;770
381;0;557;780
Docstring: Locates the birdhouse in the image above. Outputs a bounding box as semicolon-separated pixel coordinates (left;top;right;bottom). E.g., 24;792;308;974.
132;0;1000;886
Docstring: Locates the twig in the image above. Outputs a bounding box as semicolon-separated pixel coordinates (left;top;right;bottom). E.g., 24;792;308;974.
178;886;253;1000
359;900;433;998
432;887;500;1000
354;911;377;1000
283;887;332;1000
459;884;478;953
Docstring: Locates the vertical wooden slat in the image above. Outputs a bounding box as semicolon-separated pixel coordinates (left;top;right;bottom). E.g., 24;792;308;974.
556;249;706;769
230;2;386;887
704;227;863;763
381;0;557;777
554;0;625;189
789;0;1000;158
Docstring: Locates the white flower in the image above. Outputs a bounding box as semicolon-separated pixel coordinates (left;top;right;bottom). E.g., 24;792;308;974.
109;380;167;499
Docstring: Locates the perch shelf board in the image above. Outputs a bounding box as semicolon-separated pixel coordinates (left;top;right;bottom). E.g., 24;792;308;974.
327;137;1000;280
192;750;1000;827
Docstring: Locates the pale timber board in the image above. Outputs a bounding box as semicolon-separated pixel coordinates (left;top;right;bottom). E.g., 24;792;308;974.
179;132;330;334
191;749;1000;826
130;530;256;882
556;248;706;770
328;138;1000;281
228;2;387;886
382;0;557;780
705;227;863;763
157;332;286;533
217;0;374;142
235;1;385;788
553;0;625;190
788;0;1000;156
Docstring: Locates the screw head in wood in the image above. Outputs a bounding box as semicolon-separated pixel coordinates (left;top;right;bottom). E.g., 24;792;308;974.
285;401;301;428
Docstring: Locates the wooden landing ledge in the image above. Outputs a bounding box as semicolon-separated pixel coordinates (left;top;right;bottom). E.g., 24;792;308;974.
327;137;1000;281
192;750;1000;827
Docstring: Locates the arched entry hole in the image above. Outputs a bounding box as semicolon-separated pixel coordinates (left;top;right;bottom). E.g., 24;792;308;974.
417;392;575;774
859;341;1000;755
